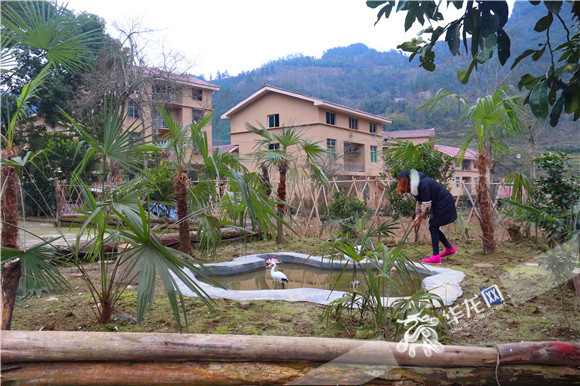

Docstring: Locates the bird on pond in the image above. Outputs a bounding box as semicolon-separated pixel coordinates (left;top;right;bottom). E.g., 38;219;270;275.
344;245;362;288
266;258;289;289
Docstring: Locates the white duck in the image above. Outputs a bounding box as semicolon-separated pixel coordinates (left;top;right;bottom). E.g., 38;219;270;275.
266;258;289;289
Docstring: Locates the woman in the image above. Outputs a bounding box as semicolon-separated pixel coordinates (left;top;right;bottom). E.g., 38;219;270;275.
396;169;457;263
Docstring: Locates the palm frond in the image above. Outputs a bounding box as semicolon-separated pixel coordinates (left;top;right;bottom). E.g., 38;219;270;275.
1;238;70;298
1;1;101;73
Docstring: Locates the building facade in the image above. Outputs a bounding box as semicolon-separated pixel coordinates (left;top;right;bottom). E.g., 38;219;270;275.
124;68;220;161
221;84;391;180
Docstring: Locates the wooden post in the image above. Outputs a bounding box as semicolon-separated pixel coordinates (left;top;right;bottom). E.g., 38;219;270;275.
571;268;580;309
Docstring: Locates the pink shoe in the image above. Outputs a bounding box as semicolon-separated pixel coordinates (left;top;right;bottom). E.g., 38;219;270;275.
422;254;442;264
440;245;457;258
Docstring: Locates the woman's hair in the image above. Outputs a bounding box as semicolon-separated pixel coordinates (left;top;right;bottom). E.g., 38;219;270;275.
396;175;410;194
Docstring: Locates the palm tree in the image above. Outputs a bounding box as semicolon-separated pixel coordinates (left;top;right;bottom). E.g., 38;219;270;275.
246;123;327;243
1;1;100;329
422;86;524;253
157;108;213;256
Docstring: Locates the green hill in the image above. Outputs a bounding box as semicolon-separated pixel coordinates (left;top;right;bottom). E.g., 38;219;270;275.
209;1;577;155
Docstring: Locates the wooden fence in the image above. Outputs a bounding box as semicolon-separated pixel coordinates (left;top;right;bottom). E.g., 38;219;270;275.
53;178;513;240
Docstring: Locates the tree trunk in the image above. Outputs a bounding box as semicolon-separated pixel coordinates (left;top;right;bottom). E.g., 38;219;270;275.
1;259;22;330
1;163;20;249
260;165;272;196
174;170;191;256
97;295;114;325
276;164;288;244
1;152;22;331
475;154;495;254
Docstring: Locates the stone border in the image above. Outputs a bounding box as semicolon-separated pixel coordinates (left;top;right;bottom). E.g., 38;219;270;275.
176;252;464;307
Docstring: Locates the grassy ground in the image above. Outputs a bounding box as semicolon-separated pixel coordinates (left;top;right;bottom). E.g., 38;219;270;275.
11;234;580;347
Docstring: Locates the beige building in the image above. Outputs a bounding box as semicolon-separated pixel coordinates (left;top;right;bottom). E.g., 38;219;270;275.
383;128;483;198
221;84;392;180
434;145;480;198
125;68;220;159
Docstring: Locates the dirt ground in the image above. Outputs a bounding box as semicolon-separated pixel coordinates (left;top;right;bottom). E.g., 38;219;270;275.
10;223;580;348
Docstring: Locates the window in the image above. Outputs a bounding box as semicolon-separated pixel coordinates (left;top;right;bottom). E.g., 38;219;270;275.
326;112;335;125
192;108;205;123
370;146;377;163
152;108;168;129
268;114;280;128
127;99;139;118
268;143;280;150
327;139;336;157
369;122;377;133
455;177;461;188
192;88;202;101
349;117;358;130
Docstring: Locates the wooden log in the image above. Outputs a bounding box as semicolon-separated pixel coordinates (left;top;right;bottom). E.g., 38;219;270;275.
2;331;498;367
2;362;579;385
498;341;580;367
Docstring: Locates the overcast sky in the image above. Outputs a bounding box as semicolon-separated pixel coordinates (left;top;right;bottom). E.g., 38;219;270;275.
64;0;514;80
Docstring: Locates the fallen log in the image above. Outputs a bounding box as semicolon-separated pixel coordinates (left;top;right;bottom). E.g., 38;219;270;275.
3;331;580;368
0;331;498;367
2;332;579;384
2;361;579;385
79;227;257;254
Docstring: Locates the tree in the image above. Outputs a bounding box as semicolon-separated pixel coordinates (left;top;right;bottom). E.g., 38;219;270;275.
368;0;580;126
1;0;101;329
422;86;524;253
247;123;327;243
158;108;213;256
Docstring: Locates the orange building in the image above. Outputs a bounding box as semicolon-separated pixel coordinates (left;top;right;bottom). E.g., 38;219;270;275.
221;84;391;179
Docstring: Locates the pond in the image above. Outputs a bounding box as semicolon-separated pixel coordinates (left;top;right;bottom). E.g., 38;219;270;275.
198;263;424;296
177;252;466;307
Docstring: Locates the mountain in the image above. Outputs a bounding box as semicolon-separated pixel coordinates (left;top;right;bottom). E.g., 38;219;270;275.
210;1;577;153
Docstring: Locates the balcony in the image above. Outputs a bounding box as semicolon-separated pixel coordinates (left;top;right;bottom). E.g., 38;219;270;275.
152;84;183;104
344;161;365;172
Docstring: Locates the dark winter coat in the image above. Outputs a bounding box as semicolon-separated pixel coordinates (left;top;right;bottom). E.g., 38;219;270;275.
412;172;457;227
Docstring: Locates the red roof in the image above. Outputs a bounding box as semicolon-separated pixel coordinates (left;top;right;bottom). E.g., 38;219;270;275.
138;66;220;91
434;144;478;160
383;128;436;139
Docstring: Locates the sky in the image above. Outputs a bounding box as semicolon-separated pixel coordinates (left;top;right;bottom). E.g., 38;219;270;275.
64;0;514;80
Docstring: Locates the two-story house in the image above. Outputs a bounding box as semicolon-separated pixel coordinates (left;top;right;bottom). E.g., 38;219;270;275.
221;84;391;182
125;68;220;161
383;128;484;198
434;145;480;198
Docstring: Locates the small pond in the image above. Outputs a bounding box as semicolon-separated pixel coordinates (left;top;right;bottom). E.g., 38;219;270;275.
198;263;424;295
176;252;466;307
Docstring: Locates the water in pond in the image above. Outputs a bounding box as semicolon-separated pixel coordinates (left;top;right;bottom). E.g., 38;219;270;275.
199;263;424;296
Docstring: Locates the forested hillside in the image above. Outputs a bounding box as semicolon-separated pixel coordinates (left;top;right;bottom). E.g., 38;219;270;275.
210;1;577;155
